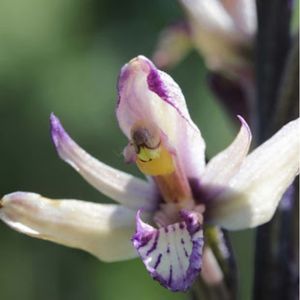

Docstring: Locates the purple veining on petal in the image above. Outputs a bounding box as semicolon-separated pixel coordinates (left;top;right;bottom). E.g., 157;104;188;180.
146;231;159;256
154;253;162;269
168;265;173;286
184;247;189;258
132;210;204;292
146;62;196;130
147;67;169;101
180;210;204;283
132;210;155;249
116;55;206;179
117;55;198;133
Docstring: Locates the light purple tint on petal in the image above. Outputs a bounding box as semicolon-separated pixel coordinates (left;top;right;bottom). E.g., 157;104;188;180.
132;210;204;292
211;118;300;230
200;116;252;199
123;143;137;164
50;113;158;211
116;56;206;179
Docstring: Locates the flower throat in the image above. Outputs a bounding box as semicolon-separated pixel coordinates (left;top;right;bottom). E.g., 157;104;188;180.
130;121;193;207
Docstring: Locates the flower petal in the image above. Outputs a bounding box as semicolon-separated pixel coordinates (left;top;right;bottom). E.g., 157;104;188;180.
179;0;253;72
210;118;300;230
132;210;204;291
0;192;138;262
201;116;252;198
152;21;192;69
50;113;158;211
117;55;206;179
221;0;257;37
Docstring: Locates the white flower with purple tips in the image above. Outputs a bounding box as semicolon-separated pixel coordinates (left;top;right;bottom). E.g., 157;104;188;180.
0;56;299;292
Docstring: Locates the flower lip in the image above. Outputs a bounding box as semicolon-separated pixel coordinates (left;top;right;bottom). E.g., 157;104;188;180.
132;209;204;292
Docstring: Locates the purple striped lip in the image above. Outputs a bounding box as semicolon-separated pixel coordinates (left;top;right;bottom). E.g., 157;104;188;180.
132;210;204;292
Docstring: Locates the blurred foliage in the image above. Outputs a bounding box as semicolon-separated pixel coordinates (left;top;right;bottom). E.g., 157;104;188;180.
0;1;254;299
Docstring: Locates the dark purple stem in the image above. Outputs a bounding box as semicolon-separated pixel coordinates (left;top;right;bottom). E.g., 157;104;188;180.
255;0;292;142
253;1;298;300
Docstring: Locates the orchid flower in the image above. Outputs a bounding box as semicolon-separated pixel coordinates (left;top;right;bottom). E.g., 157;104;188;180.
0;56;299;292
154;0;257;75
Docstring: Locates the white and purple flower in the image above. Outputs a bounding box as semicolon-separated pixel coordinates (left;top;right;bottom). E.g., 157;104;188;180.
0;56;299;292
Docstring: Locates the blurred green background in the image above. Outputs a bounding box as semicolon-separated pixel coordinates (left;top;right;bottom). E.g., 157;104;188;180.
0;1;254;299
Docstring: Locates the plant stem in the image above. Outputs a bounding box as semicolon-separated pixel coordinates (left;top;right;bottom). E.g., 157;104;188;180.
254;1;298;299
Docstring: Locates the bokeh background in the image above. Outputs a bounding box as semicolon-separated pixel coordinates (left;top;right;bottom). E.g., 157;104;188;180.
0;1;254;299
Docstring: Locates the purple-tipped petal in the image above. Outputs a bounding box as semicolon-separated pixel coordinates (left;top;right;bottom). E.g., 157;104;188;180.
116;56;206;179
200;116;252;199
132;210;204;292
211;118;300;230
50;113;158;211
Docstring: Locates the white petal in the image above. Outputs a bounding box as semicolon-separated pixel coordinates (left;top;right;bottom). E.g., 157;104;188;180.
0;192;138;262
50;114;158;211
180;0;253;71
201;116;252;197
180;0;235;35
221;0;257;37
210;118;300;230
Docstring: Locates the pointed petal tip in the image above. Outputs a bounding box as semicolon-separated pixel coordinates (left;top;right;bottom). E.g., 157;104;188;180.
49;113;69;151
132;209;155;249
211;118;300;230
237;115;252;138
49;113;158;211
